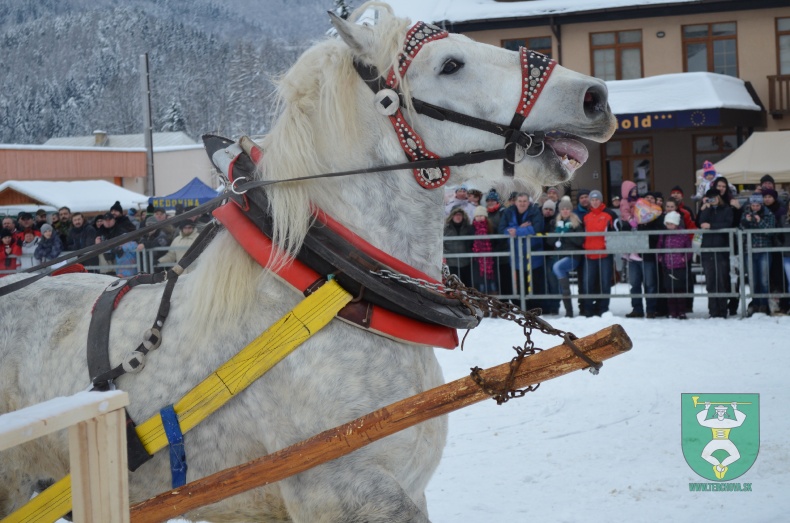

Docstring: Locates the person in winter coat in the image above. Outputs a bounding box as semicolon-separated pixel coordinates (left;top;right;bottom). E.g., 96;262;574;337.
109;201;137;234
761;188;788;313
470;206;496;293
698;189;735;318
550;197;585;317
1;229;22;276
780;206;790;315
444;205;475;287
693;160;718;203
740;194;775;316
580;190;616;317
95;213;138;277
34;223;63;264
19;229;40;270
623;192;664;318
498;192;546;308
657;211;692;319
485;189;511;296
157;222;198;268
66;212;99;269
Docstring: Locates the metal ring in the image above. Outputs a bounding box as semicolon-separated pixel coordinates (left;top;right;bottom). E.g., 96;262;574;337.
503;141;528;165
230;176;249;195
524;140;546;158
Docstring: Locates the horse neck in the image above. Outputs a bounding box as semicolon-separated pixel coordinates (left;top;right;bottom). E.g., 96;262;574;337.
310;172;446;280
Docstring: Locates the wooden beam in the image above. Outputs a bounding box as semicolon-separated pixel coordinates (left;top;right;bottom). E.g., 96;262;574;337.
69;408;130;523
130;324;632;523
0;390;128;451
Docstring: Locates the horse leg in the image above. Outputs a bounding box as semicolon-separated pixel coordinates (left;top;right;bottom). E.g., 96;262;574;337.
278;461;431;523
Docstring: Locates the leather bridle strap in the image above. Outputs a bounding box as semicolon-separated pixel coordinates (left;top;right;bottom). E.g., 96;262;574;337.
353;26;557;185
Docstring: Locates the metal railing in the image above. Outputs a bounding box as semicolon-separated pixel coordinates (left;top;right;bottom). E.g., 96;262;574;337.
444;227;790;317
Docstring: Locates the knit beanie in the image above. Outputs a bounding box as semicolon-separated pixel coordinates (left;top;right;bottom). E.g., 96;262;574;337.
542;200;556;211
40;223;53;234
664;211;681;226
702;160;716;178
473;205;488;218
110;201;123;213
558;196;573;211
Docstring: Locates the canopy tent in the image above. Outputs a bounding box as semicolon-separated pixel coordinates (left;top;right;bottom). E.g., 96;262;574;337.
695;132;790;184
148;177;219;210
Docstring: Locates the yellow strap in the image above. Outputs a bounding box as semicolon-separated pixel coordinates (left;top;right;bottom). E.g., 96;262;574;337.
3;280;352;523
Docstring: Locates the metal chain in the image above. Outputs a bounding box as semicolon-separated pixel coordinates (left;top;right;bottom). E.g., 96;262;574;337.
371;266;601;405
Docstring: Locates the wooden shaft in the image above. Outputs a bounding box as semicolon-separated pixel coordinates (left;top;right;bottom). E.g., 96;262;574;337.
130;324;632;523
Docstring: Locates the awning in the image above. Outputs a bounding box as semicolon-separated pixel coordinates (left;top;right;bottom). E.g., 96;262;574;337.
696;132;790;184
606;72;765;132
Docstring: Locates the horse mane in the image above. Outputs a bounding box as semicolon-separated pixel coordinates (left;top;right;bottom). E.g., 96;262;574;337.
258;2;411;269
187;3;412;325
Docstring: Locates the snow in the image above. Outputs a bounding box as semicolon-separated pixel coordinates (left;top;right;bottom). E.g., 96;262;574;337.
0;180;149;215
606;72;761;114
424;294;789;522
163;292;788;522
388;0;701;26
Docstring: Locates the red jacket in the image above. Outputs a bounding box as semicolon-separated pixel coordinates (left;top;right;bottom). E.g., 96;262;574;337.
1;242;22;275
583;205;613;259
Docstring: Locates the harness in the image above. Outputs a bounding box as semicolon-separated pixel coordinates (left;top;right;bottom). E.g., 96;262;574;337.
353;21;556;187
3;22;561;523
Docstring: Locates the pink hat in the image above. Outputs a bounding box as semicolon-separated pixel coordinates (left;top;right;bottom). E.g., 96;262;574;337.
702;160;716;178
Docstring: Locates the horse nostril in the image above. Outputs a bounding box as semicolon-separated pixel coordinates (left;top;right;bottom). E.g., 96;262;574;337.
583;86;607;117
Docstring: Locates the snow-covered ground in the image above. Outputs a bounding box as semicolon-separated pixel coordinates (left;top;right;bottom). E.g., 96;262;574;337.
426;294;789;522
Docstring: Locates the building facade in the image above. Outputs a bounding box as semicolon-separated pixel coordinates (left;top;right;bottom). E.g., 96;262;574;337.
427;0;790;203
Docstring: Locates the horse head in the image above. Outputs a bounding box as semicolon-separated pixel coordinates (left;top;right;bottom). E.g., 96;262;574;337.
329;2;617;191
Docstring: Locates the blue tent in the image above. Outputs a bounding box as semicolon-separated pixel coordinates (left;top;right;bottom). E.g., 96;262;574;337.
148;177;219;210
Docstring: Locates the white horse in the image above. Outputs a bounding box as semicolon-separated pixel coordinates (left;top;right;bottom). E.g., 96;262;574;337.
0;3;615;522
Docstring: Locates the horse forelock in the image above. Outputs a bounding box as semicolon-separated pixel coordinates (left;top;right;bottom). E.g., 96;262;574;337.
256;12;412;270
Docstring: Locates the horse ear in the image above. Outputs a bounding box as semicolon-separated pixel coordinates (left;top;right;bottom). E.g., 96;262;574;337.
328;11;376;59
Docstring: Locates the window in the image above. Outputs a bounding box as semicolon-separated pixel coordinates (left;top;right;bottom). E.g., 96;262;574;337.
779;18;790;75
501;36;552;57
590;30;642;81
693;133;737;181
683;23;737;77
603;138;653;202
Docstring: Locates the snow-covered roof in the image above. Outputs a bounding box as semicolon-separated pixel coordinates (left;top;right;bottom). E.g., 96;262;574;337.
389;0;701;25
606;72;761;114
44;131;197;149
0;180;149;214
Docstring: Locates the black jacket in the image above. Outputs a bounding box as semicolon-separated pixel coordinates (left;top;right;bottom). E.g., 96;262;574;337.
698;204;734;248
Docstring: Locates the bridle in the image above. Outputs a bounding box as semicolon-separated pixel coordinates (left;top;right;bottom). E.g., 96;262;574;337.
353;21;557;189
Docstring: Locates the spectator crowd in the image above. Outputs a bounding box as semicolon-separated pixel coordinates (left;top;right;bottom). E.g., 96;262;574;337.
443;163;790;319
2;201;209;278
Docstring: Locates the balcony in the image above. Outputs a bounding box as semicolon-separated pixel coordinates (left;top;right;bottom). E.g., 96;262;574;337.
767;75;790;118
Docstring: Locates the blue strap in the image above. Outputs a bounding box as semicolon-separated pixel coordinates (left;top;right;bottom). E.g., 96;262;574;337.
159;404;187;488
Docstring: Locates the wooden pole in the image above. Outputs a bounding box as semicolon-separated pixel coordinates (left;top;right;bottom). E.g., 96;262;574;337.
131;324;632;523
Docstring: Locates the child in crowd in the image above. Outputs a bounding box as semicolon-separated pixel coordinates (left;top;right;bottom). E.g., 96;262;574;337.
657;211;691;319
471;205;497;293
34;223;63;264
20;228;41;270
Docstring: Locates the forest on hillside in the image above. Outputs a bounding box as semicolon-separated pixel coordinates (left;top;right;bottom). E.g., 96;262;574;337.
0;0;339;144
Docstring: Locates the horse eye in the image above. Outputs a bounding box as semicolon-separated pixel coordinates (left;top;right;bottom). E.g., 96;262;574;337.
440;58;464;75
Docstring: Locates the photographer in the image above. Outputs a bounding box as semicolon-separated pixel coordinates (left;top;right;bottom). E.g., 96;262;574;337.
740;194;775;316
